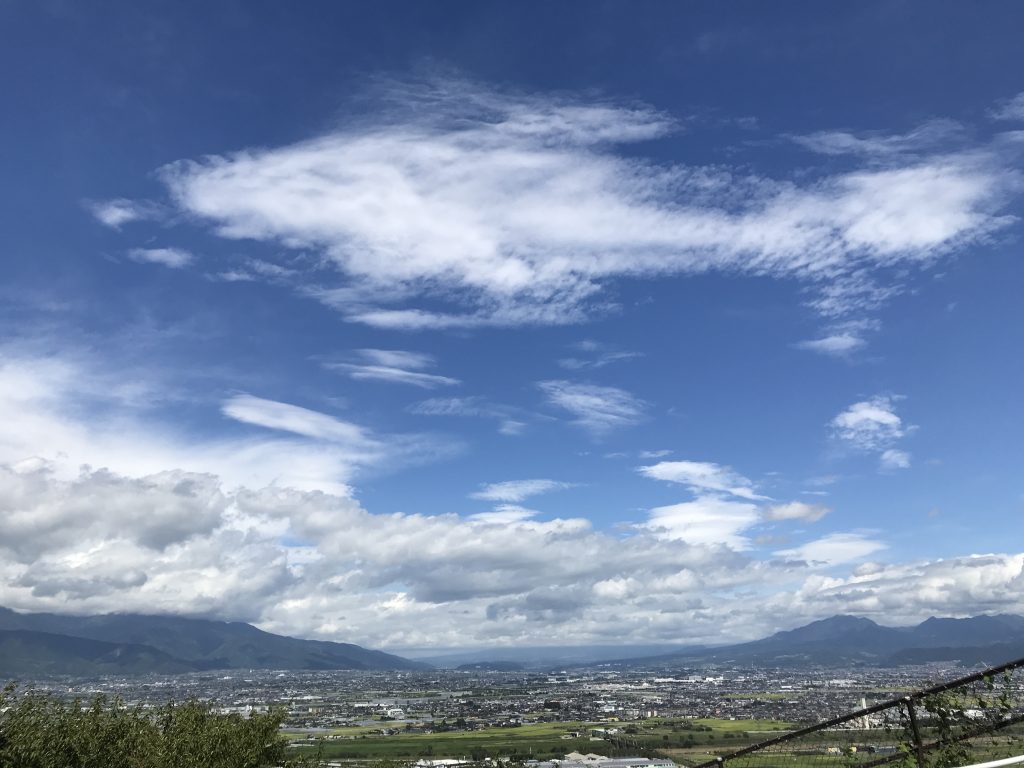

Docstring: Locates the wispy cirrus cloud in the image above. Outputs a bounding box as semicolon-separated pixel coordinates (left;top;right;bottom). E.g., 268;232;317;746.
110;77;1019;329
645;495;761;549
325;349;459;388
0;351;449;498
222;394;372;445
558;340;642;370
638;459;766;500
408;395;528;436
796;318;880;357
467;504;541;525
127;247;194;268
470;478;573;503
790;118;965;159
775;532;886;566
989;92;1024;122
213;257;299;283
795;333;866;356
538;380;645;435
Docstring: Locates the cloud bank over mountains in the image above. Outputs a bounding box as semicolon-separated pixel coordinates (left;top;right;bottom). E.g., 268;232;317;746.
1;350;1020;650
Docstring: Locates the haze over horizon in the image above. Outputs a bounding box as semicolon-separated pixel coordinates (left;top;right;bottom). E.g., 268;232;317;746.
1;2;1023;653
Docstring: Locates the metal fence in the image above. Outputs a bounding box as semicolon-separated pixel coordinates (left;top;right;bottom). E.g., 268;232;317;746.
689;657;1024;768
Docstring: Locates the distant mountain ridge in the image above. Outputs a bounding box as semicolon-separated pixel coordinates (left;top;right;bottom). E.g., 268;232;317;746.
0;607;426;678
4;609;1022;678
0;629;199;677
619;614;1024;667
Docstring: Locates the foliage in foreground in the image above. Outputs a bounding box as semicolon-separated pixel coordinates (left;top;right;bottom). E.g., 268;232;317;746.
0;683;319;768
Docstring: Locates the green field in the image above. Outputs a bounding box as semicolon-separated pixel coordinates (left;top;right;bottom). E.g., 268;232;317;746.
285;717;798;763
288;721;604;761
286;717;1024;768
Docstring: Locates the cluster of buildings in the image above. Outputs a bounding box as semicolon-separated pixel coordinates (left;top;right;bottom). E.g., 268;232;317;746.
29;661;976;733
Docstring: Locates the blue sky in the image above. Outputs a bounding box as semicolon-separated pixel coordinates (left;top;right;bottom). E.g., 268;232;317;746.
1;1;1023;651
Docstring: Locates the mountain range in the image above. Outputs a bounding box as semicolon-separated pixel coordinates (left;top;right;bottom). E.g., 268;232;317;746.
0;607;425;678
2;608;1022;678
607;614;1024;668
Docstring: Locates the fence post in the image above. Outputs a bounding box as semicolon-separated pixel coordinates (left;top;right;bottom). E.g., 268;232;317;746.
905;696;926;768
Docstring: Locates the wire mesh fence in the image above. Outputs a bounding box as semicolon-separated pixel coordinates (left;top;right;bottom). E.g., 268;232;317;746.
688;657;1024;768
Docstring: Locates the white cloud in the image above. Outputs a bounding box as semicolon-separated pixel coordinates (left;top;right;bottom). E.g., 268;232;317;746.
791;119;965;158
1;351;1022;649
408;396;528;436
990;92;1024;122
538;380;645;434
325;349;459;388
0;448;1019;648
358;349;434;369
127;247;194;268
143;78;1015;327
645;496;761;549
470;478;572;503
328;365;458;388
558;342;642;370
468;505;539;524
409;396;484;417
213;257;298;283
89;199;160;228
795;333;866;356
637;459;765;500
222;394;371;445
0;353;433;497
880;448;911;471
775;532;886;566
830;395;909;452
497;419;526;436
764;501;830;522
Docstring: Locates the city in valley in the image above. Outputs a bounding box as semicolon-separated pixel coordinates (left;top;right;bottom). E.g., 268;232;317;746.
16;662;990;766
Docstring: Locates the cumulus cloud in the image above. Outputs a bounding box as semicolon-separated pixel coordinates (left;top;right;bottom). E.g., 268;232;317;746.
470;478;573;503
1;351;1020;649
637;459;765;500
0;464;227;559
325;348;459;388
830;395;910;452
127;247;194;268
89;199;161;228
131;78;1017;328
5;456;1022;648
539;380;645;434
879;448;912;471
764;501;830;522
